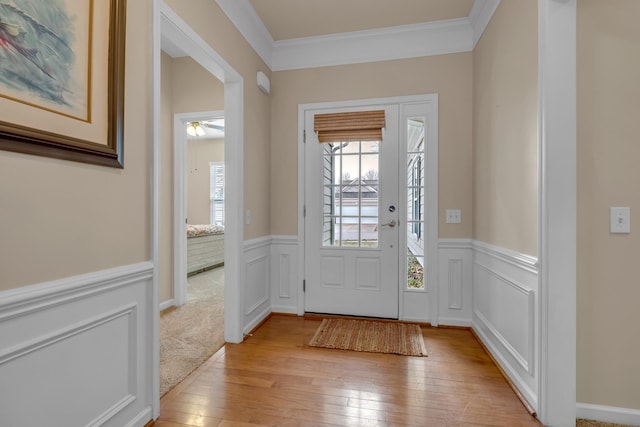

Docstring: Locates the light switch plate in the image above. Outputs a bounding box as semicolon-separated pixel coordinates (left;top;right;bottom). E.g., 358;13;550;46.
446;209;462;224
610;207;630;233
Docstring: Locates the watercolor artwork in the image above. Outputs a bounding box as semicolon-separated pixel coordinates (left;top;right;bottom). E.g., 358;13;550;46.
0;0;91;121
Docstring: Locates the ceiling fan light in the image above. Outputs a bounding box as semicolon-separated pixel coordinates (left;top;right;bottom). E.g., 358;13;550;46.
187;123;197;136
195;125;205;136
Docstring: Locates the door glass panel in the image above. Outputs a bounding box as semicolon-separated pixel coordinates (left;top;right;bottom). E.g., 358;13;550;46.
322;141;380;248
406;118;425;289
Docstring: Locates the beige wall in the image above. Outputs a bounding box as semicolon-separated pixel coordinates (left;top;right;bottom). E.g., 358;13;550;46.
577;0;640;410
270;54;473;238
165;0;272;241
0;0;152;291
187;138;224;224
171;57;225;114
472;0;538;257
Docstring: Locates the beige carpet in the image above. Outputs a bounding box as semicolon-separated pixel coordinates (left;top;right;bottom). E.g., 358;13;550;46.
160;267;224;396
309;318;427;356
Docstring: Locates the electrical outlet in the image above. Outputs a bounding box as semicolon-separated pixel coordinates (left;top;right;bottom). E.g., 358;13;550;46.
446;209;462;224
610;207;630;233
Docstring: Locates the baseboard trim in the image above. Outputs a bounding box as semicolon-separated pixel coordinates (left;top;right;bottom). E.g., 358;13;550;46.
243;306;271;337
244;311;273;339
472;318;537;416
159;299;175;312
438;317;472;328
271;305;297;314
577;402;640;426
470;327;537;418
124;406;153;427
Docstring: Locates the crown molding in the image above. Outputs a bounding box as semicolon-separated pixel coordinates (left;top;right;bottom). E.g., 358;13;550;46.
216;0;500;72
469;0;501;46
272;18;473;71
215;0;274;68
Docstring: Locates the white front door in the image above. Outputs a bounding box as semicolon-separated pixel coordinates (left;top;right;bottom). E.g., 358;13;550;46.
304;105;400;318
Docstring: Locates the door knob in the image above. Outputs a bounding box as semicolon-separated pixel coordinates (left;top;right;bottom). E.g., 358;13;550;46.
381;219;397;228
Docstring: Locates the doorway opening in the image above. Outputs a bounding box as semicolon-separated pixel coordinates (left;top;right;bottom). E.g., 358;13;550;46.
159;107;226;396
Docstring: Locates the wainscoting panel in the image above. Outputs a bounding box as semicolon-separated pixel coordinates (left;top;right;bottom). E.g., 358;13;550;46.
243;237;271;334
0;263;154;427
438;239;473;326
471;241;539;412
270;236;299;314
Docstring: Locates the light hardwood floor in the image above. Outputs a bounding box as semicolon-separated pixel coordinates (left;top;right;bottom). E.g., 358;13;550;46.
157;315;542;427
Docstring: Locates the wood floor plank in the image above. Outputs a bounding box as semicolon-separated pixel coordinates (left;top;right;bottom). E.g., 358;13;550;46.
158;315;540;427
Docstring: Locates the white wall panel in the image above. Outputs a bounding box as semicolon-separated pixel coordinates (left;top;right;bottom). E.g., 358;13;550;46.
243;237;271;334
270;236;299;314
471;241;539;412
438;239;473;326
0;263;154;427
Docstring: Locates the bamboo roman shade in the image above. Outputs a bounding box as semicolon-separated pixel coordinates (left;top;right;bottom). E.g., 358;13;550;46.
314;110;386;143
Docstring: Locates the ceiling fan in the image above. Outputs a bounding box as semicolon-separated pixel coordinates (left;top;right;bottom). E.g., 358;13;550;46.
186;119;225;137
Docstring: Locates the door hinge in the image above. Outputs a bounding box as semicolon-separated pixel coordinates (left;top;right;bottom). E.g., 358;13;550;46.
303;280;306;292
303;205;306;217
303;129;306;143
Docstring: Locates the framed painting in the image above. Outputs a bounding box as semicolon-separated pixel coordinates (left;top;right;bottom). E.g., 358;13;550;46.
0;0;126;168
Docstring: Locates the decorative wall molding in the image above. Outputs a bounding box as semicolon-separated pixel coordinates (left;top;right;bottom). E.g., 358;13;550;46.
277;254;291;299
0;262;153;320
448;259;463;310
438;239;473;327
469;0;501;46
576;403;640;426
243;235;273;252
244;240;270;312
271;19;473;71
215;0;274;67
215;0;500;71
438;238;473;250
472;240;538;273
270;235;299;314
0;263;154;427
243;237;271;334
471;240;539;413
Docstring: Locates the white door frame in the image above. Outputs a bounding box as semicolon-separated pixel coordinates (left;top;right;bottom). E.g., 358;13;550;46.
173;110;224;306
537;0;576;425
297;94;438;323
152;0;245;417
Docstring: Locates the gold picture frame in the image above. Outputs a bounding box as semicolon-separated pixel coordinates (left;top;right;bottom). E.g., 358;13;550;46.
0;0;126;168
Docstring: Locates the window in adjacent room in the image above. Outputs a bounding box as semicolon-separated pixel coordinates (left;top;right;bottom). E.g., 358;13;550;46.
209;162;225;226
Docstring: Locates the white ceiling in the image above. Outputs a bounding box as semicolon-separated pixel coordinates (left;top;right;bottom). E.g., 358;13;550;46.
249;0;474;41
